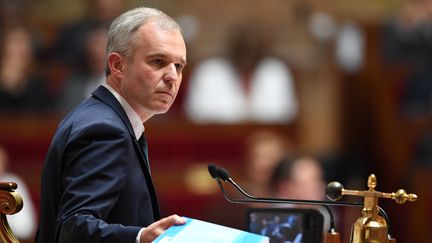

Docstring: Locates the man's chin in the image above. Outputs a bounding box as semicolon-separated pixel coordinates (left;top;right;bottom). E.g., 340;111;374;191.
152;105;172;114
154;110;169;115
148;100;175;114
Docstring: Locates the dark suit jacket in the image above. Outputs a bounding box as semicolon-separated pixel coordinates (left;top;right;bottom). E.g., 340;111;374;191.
36;86;160;243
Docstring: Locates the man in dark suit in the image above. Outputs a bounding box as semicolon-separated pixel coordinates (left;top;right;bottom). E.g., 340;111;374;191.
36;7;187;243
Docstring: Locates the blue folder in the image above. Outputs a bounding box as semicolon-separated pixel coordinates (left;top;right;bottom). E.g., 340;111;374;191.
153;217;269;243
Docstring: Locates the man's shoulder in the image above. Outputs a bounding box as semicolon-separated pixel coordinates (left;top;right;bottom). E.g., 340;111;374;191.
59;97;125;135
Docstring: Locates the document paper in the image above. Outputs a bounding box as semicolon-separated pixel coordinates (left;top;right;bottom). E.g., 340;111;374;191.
153;217;269;243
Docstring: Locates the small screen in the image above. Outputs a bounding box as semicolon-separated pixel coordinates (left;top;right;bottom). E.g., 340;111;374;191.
248;211;303;243
246;208;323;243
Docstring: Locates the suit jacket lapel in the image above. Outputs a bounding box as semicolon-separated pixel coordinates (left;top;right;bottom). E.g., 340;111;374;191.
92;86;160;220
92;86;135;138
92;86;149;168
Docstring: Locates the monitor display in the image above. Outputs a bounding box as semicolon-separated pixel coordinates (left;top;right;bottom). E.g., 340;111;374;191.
246;208;323;243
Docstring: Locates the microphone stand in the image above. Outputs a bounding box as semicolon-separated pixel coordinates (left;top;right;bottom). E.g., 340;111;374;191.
208;164;393;243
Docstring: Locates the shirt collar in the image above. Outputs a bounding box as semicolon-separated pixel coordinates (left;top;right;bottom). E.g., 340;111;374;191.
103;84;145;140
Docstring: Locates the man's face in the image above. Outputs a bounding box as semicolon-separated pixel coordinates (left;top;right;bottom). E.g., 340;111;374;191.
119;21;186;119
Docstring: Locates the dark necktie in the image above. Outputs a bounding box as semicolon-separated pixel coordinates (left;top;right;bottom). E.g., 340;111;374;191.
138;135;151;173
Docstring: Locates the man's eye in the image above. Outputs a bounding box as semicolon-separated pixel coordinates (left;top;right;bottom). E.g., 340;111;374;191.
175;64;184;71
151;59;164;65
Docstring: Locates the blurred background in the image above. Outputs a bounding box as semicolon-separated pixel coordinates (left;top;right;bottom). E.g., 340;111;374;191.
0;0;430;242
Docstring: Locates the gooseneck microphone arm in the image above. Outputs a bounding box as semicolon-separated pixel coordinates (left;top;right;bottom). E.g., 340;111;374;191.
217;167;363;208
209;164;343;232
208;164;393;237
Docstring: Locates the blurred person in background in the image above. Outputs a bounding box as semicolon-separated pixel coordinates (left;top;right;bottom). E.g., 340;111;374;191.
242;129;293;198
203;129;293;231
269;155;330;231
184;22;297;124
58;24;108;113
0;146;37;241
0;26;52;113
270;155;325;201
54;0;126;74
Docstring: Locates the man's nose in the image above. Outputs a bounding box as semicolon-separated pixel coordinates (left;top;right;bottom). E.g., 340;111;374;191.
163;64;179;83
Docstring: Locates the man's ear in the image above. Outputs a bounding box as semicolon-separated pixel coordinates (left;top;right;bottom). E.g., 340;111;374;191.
107;53;124;78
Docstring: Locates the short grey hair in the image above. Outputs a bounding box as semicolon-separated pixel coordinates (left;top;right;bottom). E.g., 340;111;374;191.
105;7;181;76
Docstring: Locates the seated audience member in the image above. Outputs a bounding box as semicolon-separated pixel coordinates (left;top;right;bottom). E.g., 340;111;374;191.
54;0;126;74
58;24;108;113
184;23;297;124
0;146;37;240
270;155;331;231
270;155;325;201
0;26;52;113
204;130;292;230
242;130;293;197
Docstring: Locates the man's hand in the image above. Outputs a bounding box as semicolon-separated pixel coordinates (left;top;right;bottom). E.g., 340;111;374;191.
140;214;186;243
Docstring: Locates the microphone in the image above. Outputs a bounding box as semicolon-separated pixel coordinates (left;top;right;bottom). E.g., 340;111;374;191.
210;164;393;236
208;164;345;233
209;164;395;238
208;163;219;179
